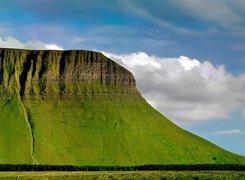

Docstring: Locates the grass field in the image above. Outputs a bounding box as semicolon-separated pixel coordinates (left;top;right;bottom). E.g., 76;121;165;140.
0;171;244;179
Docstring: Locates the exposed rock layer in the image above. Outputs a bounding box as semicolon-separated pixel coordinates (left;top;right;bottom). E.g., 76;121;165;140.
0;49;136;97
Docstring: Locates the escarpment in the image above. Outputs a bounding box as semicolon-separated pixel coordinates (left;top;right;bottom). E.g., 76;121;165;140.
0;49;137;100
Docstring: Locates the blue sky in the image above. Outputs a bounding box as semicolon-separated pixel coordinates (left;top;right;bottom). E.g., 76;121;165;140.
0;0;244;155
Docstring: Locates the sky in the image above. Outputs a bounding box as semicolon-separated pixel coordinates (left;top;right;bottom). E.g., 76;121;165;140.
0;0;244;155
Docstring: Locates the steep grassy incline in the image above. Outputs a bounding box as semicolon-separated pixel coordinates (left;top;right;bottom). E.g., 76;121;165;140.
0;48;244;165
0;94;32;164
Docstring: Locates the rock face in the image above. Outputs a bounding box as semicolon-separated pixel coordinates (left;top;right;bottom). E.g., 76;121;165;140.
0;49;136;98
0;48;244;166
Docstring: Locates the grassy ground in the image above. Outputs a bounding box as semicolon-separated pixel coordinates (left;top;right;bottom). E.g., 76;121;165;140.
0;171;244;179
0;91;244;165
0;95;32;164
0;91;243;165
24;95;245;165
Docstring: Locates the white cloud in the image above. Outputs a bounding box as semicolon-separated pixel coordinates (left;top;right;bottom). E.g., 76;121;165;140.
44;44;63;50
178;56;200;70
175;0;244;27
103;51;245;125
215;129;244;135
122;1;200;35
0;36;63;50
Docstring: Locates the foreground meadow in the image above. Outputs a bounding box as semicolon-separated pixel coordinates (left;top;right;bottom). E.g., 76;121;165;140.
0;171;244;179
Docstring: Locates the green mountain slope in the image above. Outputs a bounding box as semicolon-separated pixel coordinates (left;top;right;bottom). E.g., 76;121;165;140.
0;48;244;165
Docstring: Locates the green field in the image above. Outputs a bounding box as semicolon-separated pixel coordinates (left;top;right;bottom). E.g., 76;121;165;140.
0;48;244;166
0;171;244;179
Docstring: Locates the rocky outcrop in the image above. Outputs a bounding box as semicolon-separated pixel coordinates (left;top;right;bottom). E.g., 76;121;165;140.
0;49;137;98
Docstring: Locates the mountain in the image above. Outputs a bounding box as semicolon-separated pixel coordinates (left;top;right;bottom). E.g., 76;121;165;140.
0;48;244;165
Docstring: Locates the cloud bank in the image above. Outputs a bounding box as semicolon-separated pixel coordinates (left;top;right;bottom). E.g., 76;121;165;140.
103;52;245;125
0;36;63;50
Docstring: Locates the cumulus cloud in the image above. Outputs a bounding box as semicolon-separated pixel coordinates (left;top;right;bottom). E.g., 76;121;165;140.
0;36;63;50
103;51;245;125
215;129;244;135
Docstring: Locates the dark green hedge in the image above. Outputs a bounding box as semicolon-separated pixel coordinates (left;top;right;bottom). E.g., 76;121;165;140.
0;164;244;171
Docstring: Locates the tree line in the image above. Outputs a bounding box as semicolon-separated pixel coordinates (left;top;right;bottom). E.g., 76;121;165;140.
0;164;244;171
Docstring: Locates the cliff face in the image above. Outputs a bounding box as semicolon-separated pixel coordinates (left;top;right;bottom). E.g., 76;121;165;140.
0;49;136;98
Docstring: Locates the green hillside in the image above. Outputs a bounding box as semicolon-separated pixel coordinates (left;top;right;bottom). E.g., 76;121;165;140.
0;48;244;165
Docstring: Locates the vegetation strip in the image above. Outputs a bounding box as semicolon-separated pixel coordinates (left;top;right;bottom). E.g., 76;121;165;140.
0;164;244;171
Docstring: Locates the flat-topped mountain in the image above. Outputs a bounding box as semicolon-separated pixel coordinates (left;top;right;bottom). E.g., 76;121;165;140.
0;48;244;165
0;49;136;98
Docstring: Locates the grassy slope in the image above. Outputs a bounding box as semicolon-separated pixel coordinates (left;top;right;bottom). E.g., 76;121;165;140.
0;92;244;165
0;95;32;164
19;93;244;166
